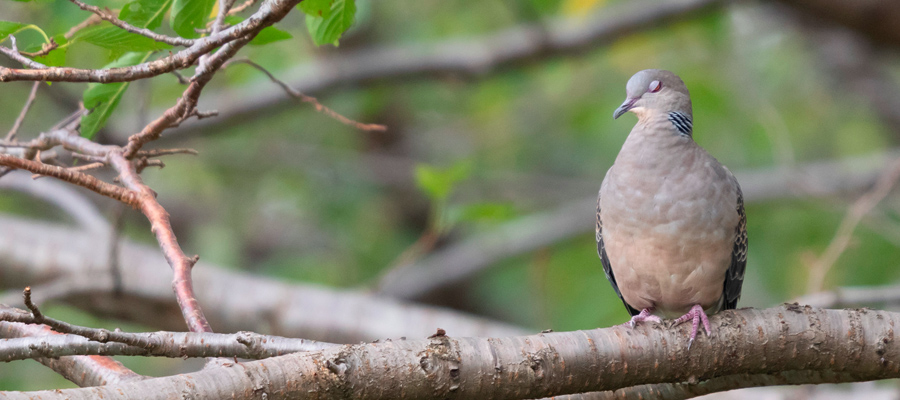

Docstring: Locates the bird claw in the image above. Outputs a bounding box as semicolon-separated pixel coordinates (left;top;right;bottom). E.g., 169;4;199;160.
627;308;662;328
673;304;712;348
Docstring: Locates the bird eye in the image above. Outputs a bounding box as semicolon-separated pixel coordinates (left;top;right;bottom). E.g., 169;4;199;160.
649;80;662;93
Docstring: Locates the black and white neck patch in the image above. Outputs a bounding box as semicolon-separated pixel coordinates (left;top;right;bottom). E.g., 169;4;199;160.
667;112;693;137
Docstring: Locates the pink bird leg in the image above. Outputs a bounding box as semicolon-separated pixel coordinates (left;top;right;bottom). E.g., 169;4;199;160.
672;304;712;349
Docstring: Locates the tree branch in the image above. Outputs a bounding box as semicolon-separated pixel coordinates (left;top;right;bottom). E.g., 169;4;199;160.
160;0;729;136
0;321;144;386
0;0;302;83
0;153;140;208
0;303;334;361
67;0;195;47
2;306;897;399
0;214;529;342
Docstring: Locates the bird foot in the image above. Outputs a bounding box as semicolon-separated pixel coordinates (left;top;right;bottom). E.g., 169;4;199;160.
672;304;712;349
627;308;662;328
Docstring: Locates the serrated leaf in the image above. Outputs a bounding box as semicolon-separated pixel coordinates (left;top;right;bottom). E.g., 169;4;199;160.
304;0;355;46
298;0;332;17
170;0;215;38
80;52;152;139
0;21;25;42
119;0;172;30
74;24;170;52
249;26;292;46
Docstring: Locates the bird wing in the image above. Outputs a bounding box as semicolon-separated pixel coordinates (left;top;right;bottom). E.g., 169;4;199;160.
597;189;640;316
723;177;747;310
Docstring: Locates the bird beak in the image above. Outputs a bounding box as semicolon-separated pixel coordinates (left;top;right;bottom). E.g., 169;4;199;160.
613;98;638;119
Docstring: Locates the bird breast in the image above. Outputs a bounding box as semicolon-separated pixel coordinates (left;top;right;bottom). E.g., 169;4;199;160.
599;133;739;318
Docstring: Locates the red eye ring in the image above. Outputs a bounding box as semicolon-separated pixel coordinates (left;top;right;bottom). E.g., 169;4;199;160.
649;80;662;93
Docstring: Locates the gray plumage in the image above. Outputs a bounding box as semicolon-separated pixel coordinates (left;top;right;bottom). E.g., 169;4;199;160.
597;69;747;326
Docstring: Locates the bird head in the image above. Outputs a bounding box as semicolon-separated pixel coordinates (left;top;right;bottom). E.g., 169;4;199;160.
613;69;692;120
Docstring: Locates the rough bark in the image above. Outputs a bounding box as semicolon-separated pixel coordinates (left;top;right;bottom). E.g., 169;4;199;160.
1;306;897;399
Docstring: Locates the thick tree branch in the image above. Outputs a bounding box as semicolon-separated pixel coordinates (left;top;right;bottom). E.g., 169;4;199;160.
0;214;528;342
2;306;897;399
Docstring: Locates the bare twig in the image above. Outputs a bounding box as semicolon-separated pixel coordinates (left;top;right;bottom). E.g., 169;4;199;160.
64;14;103;39
6;81;41;141
0;0;303;83
164;0;727;137
66;0;195;47
2;302;336;357
806;158;900;294
0;36;49;70
0;154;139;207
230;0;259;14
223;58;388;132
19;38;58;58
0;321;144;386
136;148;199;157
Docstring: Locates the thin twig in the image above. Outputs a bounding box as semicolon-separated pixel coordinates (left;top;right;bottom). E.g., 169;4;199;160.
64;14;103;39
6;81;41;141
229;0;259;14
0;154;139;208
223;59;388;132
66;0;195;47
806;158;900;294
1;36;49;69
136;148;199;157
19;38;59;58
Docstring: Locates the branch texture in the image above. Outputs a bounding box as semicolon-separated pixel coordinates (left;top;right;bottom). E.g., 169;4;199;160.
2;306;897;399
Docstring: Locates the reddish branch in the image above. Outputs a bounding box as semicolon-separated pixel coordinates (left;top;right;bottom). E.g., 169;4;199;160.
224;59;388;132
0;127;211;332
0;153;139;207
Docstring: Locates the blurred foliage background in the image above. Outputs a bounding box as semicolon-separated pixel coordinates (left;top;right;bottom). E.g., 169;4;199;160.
2;0;900;391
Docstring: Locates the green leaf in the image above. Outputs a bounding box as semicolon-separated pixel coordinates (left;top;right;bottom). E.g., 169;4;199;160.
31;33;67;67
249;26;292;46
298;0;332;17
80;52;152;139
0;21;25;42
170;0;216;38
304;0;355;46
414;161;473;202
74;25;170;52
119;0;173;30
446;202;516;227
